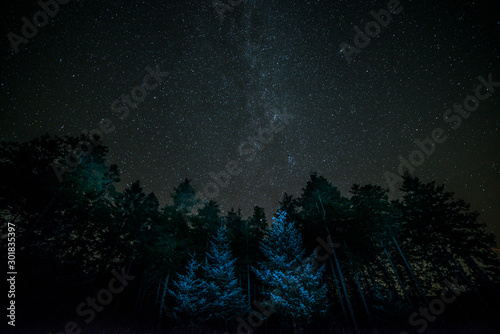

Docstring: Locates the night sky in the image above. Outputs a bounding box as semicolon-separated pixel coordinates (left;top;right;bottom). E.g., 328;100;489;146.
1;0;499;244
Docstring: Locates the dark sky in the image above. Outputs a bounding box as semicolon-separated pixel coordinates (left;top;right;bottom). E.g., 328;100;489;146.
1;0;499;244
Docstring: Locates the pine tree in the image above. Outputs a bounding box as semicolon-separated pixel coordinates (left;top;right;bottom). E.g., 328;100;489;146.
254;211;328;329
171;178;199;212
202;226;248;323
297;175;356;328
349;184;409;310
190;200;221;256
399;174;500;304
169;256;208;324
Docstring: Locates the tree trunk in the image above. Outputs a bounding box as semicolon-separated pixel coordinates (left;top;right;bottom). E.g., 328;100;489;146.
392;237;428;304
382;240;413;308
136;281;144;310
328;233;358;331
159;272;170;320
380;256;404;303
247;264;251;309
336;251;358;332
364;264;381;305
355;272;370;319
245;221;251;309
329;256;348;318
155;275;162;304
344;241;370;320
318;194;359;333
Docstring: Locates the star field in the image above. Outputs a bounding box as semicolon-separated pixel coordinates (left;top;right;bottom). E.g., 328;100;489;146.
1;0;499;242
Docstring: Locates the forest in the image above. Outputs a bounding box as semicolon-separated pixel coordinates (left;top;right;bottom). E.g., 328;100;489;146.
1;134;500;334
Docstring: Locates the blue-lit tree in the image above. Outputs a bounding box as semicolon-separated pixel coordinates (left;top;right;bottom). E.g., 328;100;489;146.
254;211;329;331
169;256;208;325
202;225;248;324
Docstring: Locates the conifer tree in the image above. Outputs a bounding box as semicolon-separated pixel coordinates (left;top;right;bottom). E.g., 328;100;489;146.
254;211;328;329
169;256;208;324
202;226;248;323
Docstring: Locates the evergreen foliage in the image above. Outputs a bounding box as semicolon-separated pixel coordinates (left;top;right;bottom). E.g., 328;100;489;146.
254;211;329;324
2;135;499;332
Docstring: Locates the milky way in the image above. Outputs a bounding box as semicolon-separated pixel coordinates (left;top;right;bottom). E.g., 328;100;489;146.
1;0;499;243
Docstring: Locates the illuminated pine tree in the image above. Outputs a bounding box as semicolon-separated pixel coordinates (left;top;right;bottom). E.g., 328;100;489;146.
169;256;208;324
202;226;248;322
254;211;328;330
